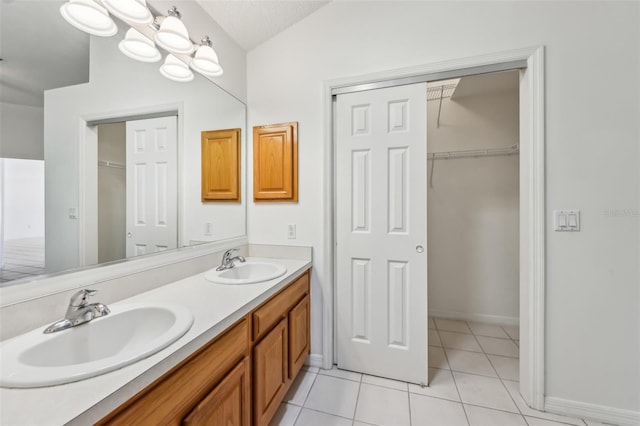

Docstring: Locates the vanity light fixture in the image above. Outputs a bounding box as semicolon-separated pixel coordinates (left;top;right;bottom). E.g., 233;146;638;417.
119;28;161;62
190;36;224;77
160;54;194;82
59;3;224;82
59;0;118;37
154;7;194;55
102;0;153;25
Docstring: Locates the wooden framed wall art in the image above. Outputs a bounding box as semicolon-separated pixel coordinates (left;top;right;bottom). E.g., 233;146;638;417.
201;128;241;202
253;122;298;202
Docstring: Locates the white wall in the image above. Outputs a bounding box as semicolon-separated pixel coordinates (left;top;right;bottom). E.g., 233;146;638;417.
97;123;126;264
45;27;246;273
0;102;44;160
247;1;639;415
427;88;519;324
1;159;45;240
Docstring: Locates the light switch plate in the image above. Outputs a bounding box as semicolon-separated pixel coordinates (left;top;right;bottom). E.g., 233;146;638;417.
554;210;580;231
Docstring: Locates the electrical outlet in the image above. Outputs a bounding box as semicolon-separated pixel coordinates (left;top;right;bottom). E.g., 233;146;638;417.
287;224;296;239
204;222;213;236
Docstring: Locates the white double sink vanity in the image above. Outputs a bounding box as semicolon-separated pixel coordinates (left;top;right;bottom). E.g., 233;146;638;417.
0;244;312;425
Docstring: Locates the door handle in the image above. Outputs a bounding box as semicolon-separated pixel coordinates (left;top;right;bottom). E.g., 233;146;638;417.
416;245;424;253
127;232;132;238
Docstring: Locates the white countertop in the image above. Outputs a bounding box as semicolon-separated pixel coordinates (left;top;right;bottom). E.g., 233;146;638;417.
0;257;311;426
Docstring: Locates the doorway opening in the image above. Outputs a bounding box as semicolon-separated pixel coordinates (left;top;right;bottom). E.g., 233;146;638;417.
80;113;179;267
325;46;545;409
0;158;45;286
426;70;520;386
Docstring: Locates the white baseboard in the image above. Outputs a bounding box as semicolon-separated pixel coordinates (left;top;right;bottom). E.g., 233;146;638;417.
306;354;324;369
429;309;519;326
545;396;640;426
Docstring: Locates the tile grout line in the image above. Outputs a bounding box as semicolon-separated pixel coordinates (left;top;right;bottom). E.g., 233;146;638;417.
350;375;363;425
433;319;587;426
468;319;527;419
440;331;472;426
407;385;413;426
290;370;320;425
475;324;587;426
435;317;529;422
293;406;355;425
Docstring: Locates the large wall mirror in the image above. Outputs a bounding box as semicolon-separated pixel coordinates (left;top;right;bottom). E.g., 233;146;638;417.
0;1;246;288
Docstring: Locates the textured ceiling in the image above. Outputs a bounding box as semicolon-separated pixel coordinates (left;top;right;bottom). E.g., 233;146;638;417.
196;0;330;51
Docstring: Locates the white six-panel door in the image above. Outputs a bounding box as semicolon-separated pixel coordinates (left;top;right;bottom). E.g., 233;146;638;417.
125;116;178;258
336;83;428;384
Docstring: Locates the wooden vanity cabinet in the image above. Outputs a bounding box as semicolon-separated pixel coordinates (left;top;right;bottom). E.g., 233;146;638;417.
98;269;310;426
288;295;310;379
98;317;250;426
252;318;289;426
252;272;310;426
183;357;251;425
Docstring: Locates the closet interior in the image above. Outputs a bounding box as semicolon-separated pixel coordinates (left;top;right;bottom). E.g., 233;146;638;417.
427;70;521;378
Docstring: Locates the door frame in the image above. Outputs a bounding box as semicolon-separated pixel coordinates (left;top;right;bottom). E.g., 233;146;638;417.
322;46;545;410
77;103;183;267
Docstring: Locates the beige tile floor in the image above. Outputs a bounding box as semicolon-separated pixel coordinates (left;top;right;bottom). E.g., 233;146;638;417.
271;318;603;426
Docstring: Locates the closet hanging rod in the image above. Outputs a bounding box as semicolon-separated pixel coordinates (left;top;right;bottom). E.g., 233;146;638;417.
427;144;519;160
98;160;125;169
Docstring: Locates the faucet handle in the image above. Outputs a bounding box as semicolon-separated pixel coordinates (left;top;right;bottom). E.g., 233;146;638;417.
69;289;97;307
223;248;239;259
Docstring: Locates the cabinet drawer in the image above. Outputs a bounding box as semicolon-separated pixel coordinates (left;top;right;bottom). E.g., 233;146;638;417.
100;318;249;426
252;272;309;340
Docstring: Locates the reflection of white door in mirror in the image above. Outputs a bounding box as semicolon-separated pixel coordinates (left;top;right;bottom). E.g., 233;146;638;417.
125;117;178;258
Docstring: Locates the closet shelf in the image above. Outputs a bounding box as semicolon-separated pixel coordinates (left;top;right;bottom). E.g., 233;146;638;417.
98;160;125;169
427;144;519;160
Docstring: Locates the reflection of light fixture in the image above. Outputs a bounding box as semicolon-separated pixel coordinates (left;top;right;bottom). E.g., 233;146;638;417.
60;0;117;37
160;54;194;82
59;2;225;81
119;29;161;62
102;0;153;25
154;7;193;55
190;36;223;77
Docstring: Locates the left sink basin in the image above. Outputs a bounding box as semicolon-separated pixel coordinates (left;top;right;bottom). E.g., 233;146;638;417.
0;302;194;388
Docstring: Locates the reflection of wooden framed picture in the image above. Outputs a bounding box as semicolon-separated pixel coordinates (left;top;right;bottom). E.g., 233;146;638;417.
201;128;241;202
253;122;298;202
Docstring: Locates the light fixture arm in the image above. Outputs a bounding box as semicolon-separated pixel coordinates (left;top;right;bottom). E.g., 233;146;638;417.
167;6;181;19
200;36;213;48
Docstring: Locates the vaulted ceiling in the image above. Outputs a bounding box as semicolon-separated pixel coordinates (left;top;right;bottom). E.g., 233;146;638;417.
195;1;330;51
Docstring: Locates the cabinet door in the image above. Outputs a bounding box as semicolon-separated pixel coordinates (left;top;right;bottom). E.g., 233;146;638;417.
252;122;298;202
288;294;310;379
182;357;250;426
253;318;288;426
201;128;241;202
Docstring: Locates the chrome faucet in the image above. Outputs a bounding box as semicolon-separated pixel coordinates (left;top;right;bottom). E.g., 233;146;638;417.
43;289;110;334
216;248;246;271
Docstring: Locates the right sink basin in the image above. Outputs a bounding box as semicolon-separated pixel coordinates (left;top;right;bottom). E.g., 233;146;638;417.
204;260;287;285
